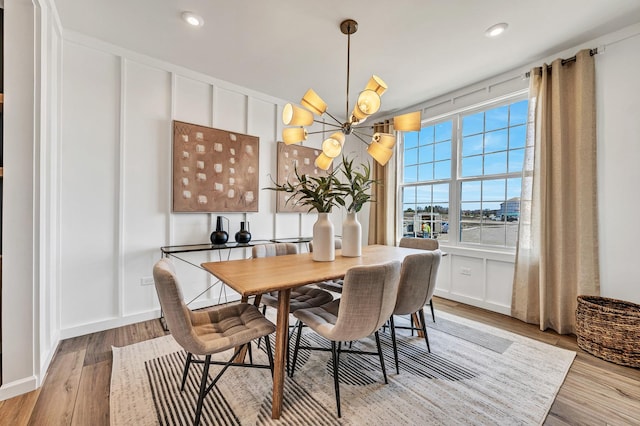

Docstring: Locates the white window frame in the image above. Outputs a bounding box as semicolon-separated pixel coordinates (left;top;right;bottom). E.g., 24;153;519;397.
397;89;529;250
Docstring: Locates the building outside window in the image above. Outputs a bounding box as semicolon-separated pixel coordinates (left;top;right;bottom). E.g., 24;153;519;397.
399;96;528;249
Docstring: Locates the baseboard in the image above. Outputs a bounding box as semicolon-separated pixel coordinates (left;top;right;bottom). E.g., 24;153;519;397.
434;291;511;316
0;375;38;401
59;295;242;339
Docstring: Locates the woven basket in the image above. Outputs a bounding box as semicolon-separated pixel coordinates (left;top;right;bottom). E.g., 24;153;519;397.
575;296;640;368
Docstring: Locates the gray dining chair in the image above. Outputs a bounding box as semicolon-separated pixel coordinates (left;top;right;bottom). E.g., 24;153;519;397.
253;243;334;373
153;258;275;426
398;237;440;321
389;250;442;374
290;260;401;417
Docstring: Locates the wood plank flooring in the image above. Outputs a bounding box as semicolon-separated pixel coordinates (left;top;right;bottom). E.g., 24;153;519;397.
0;297;638;425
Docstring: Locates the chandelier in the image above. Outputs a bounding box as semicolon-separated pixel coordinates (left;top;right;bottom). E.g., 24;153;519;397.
281;19;422;169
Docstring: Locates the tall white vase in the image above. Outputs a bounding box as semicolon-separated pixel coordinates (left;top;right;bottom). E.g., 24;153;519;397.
312;212;335;261
342;211;362;257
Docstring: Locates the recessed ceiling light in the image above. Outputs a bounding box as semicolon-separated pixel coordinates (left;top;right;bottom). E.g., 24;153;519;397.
182;11;204;27
485;22;508;38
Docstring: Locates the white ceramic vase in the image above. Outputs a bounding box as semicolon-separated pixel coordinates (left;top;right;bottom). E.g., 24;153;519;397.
312;212;335;261
342;211;362;257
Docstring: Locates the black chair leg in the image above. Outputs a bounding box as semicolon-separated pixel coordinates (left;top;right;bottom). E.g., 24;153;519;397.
375;331;388;384
389;316;400;374
194;354;211;426
264;333;274;376
248;341;254;364
418;309;431;352
289;320;304;377
181;353;193;391
429;300;436;322
331;341;342;418
257;305;268;349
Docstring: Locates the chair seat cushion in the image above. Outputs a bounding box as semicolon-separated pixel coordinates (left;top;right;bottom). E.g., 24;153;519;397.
316;279;344;294
261;285;333;312
292;299;341;340
189;303;276;355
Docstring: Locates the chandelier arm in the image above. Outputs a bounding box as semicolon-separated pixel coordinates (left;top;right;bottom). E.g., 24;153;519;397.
312;120;342;128
351;128;374;138
323;110;343;126
351;132;371;146
307;128;341;135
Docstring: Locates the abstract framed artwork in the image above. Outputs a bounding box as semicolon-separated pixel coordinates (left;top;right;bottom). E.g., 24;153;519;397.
172;120;259;212
276;142;333;213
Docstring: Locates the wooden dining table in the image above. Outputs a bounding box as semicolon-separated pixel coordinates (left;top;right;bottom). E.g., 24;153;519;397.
201;244;424;419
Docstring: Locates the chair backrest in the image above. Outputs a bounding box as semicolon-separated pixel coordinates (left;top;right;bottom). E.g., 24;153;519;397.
153;258;201;353
252;242;298;258
393;251;442;315
398;237;439;251
330;261;401;342
309;238;342;252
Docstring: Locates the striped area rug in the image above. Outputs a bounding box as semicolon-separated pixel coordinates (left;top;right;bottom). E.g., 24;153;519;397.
110;311;575;425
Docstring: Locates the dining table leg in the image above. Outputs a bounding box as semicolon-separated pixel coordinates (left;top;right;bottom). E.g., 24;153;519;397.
271;288;291;419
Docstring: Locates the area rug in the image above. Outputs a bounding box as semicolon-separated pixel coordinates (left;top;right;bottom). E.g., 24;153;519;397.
110;311;575;425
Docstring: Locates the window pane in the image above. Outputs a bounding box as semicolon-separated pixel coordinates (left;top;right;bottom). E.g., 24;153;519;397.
402;187;416;203
462;134;483;157
404;132;419;149
419;126;434;144
405;147;418;165
418;145;433;162
509;100;528;125
418;163;433;181
434;141;450;161
483;179;506;201
485;105;509;131
434;160;451;180
462;112;484;136
435;121;452;142
433;184;449;203
485;129;508;153
416;185;430;204
461;156;483;177
461;181;481;202
484;152;508;175
508;149;524;173
404;165;417;183
509;124;526;149
507;178;522;199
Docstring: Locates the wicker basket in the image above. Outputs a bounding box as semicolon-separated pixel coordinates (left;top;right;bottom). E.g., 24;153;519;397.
575;296;640;368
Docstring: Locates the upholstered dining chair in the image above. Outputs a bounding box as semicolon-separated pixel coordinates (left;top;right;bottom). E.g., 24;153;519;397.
398;237;440;321
153;258;275;426
290;261;401;417
388;250;442;374
253;243;334;373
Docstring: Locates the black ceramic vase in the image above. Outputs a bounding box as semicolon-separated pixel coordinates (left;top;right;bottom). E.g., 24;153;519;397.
235;221;252;244
210;216;228;245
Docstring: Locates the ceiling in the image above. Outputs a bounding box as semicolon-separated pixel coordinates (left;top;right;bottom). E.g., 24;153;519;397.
54;0;640;118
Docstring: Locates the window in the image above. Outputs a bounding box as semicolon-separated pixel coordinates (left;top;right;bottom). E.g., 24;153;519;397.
399;97;528;248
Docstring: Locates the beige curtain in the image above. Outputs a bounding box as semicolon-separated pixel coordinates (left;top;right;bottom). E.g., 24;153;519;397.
512;49;600;334
369;120;392;245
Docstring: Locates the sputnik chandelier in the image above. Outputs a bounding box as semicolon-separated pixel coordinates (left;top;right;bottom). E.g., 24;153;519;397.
281;19;422;169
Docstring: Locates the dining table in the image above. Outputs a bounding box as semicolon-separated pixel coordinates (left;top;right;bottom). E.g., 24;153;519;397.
201;243;425;419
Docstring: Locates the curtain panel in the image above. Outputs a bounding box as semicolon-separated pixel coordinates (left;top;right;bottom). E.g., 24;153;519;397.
369;120;394;245
512;49;600;334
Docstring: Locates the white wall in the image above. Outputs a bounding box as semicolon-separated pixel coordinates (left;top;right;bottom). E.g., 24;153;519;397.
57;32;351;338
1;0;62;400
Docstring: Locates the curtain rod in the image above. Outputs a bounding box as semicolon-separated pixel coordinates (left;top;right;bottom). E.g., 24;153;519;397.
524;48;598;78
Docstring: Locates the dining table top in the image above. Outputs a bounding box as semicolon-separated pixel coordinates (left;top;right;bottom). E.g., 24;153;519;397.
200;244;425;296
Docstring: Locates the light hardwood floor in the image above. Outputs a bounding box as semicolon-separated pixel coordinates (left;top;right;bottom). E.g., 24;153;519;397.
1;297;638;425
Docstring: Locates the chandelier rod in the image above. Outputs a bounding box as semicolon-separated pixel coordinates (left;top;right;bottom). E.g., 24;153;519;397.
340;19;358;125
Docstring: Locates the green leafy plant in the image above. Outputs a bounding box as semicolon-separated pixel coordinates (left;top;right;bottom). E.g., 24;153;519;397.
338;155;378;213
265;165;345;213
